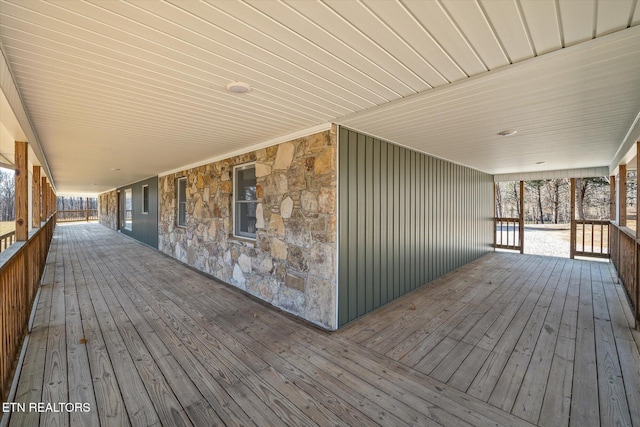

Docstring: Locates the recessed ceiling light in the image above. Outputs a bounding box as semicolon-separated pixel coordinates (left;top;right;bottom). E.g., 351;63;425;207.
226;81;251;93
110;168;121;171
536;161;545;164
497;130;518;136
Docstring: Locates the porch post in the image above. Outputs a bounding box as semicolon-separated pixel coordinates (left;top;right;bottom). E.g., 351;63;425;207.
48;183;54;216
619;164;627;227
610;175;616;220
48;184;52;216
494;182;497;250
570;178;576;259
519;180;524;254
15;141;28;241
41;177;48;219
33;165;41;228
625;141;640;330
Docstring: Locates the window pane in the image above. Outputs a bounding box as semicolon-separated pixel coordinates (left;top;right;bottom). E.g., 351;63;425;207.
234;165;257;238
235;201;257;236
178;179;186;226
142;186;149;213
124;189;132;230
236;168;256;201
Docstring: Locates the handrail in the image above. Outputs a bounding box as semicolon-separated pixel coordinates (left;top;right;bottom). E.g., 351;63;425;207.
56;209;98;223
610;221;639;327
0;231;15;253
0;214;56;401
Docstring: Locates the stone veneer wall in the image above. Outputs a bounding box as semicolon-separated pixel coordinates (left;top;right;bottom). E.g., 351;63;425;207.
98;189;118;231
158;128;338;329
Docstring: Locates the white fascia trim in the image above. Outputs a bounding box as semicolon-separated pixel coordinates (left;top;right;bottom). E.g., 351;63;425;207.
159;123;332;177
609;110;640;175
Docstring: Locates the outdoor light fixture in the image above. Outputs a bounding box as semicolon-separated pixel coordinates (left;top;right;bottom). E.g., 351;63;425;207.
497;130;518;136
226;81;251;93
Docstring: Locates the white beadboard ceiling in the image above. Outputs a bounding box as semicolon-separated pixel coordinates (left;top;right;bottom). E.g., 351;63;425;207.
0;0;638;194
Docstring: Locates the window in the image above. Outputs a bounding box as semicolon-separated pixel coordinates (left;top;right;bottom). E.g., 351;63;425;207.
124;188;132;230
142;184;149;214
234;164;257;239
177;177;187;227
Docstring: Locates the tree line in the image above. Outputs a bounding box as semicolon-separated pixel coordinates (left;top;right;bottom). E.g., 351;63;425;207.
0;168;15;221
57;196;98;212
496;175;637;224
0;167;97;222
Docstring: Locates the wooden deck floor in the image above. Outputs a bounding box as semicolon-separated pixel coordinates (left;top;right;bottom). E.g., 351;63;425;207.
4;223;639;426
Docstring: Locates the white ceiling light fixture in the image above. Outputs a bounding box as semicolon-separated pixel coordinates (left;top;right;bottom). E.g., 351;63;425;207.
498;130;518;136
226;81;252;94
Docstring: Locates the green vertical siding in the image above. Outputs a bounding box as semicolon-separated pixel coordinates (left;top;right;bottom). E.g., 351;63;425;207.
119;176;159;249
338;127;493;327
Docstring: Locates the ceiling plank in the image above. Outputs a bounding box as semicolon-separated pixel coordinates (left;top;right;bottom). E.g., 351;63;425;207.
479;0;535;62
520;0;562;54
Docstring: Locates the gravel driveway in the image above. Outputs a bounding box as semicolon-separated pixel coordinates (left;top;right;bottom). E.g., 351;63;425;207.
523;224;571;258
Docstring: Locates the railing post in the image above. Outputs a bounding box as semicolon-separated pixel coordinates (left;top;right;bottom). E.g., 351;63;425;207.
519;181;524;254
86;197;90;222
570;178;576;259
494;182;497;250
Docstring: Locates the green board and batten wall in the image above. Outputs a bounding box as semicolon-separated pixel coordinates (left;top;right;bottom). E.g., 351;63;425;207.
119;176;159;249
338;127;494;327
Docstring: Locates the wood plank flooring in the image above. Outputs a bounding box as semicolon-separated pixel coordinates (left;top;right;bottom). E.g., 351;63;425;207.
4;223;639;426
341;250;640;427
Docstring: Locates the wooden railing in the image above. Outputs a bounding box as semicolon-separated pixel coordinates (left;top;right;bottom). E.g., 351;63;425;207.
56;209;98;222
573;219;610;258
0;231;15;253
495;217;523;251
610;222;639;327
0;214;56;402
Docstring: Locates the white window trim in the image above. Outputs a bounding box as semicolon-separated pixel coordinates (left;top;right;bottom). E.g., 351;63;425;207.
177;177;187;228
233;162;257;240
124;188;132;231
141;184;149;214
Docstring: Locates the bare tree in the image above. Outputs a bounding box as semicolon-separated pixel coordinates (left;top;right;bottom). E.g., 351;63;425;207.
0;168;15;221
495;182;503;218
576;177;609;220
526;180;545;224
545;179;568;224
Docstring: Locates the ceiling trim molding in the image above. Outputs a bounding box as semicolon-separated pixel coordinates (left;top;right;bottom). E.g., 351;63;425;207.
158;122;332;177
0;41;56;191
494;167;610;182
